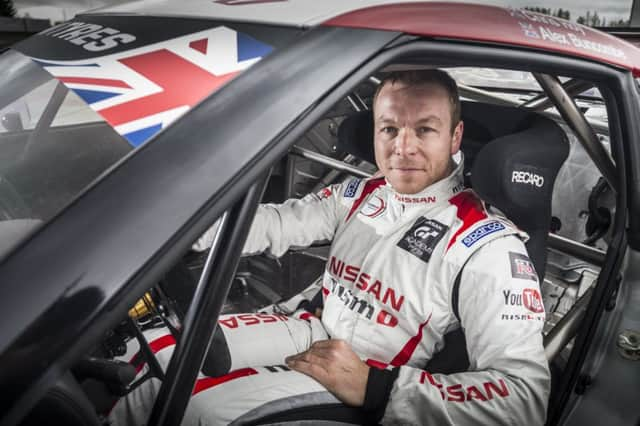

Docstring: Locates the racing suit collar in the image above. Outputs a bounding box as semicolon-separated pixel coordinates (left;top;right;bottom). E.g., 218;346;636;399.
386;154;465;209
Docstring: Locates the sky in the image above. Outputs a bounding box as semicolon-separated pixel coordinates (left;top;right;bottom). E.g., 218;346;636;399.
12;0;635;24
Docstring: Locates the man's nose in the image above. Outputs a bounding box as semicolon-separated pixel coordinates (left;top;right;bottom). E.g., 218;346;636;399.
394;128;418;156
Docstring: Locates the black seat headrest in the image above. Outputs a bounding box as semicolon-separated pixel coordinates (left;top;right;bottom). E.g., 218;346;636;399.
470;114;569;280
337;111;375;165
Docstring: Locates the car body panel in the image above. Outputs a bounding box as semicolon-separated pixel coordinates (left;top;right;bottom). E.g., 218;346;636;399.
12;17;282;147
562;249;640;426
84;0;423;28
84;0;640;76
325;3;640;77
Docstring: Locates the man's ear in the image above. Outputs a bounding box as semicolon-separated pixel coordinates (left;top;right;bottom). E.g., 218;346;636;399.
451;120;464;155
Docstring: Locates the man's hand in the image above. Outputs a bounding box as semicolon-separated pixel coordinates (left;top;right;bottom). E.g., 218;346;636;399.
285;339;369;407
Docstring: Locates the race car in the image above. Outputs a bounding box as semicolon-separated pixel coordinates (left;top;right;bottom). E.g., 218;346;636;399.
0;1;638;425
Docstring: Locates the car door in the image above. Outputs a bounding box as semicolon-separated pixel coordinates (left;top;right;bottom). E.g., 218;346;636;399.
0;21;400;424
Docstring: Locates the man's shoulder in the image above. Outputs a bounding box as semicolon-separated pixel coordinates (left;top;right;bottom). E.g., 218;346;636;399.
444;189;527;261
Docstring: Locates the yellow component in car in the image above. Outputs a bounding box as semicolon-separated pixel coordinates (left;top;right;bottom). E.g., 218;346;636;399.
128;292;155;319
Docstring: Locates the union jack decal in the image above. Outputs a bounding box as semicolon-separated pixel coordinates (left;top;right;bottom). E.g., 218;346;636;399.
35;26;272;146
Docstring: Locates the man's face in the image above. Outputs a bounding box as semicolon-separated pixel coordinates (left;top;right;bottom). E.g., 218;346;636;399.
373;81;463;194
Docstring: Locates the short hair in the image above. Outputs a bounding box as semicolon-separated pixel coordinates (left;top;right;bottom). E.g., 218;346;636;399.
373;69;461;134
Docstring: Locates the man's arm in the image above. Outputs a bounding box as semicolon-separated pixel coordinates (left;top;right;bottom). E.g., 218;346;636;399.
192;183;351;256
369;236;550;425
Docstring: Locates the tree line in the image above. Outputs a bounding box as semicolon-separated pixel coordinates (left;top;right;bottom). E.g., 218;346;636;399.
1;0;16;18
524;6;630;27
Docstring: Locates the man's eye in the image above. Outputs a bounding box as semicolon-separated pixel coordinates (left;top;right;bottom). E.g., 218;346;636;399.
417;127;434;135
381;126;397;135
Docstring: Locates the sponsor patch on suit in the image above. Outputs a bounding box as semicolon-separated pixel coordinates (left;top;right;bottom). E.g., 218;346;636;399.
397;218;448;262
462;221;505;247
344;179;362;198
509;252;538;281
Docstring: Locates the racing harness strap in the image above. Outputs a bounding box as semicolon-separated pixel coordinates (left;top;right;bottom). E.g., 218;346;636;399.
423;267;470;375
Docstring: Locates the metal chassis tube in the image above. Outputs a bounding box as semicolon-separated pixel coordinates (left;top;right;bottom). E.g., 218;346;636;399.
521;78;594;111
534;73;618;192
544;287;593;360
147;177;267;426
458;82;609;134
290;145;372;178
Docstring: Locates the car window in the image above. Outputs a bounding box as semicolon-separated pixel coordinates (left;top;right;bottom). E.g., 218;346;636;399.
0;50;132;258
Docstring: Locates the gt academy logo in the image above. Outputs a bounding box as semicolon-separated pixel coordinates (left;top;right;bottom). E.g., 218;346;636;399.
511;170;544;187
397;218;448;263
509;252;538;281
360;195;386;218
462;221;505;247
344;179;362;198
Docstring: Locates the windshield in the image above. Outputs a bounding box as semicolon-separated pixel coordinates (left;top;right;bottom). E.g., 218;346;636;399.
0;50;132;258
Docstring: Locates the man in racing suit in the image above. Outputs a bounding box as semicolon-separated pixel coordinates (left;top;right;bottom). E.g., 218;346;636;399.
111;70;550;425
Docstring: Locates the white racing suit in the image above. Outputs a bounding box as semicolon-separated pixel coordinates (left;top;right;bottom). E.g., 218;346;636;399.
111;159;550;425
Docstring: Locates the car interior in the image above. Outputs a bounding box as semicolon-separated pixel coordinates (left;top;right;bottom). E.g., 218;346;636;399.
6;62;617;425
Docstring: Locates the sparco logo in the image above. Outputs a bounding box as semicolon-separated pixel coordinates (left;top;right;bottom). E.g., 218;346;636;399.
344;179;361;198
40;22;136;52
397;218;448;263
511;170;544;187
502;288;544;313
462;221;505;247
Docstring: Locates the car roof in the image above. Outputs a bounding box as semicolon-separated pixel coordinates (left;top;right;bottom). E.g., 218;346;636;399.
85;0;414;27
86;0;640;76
